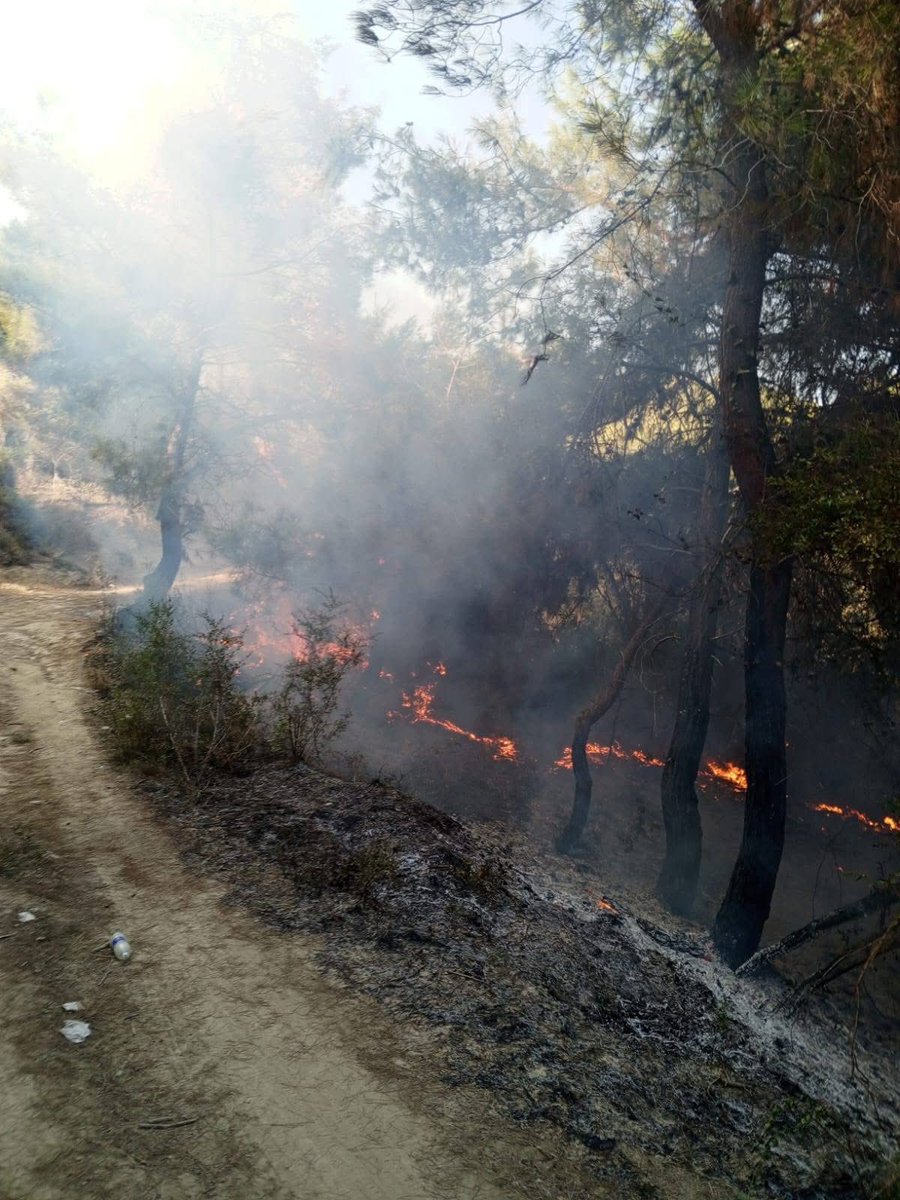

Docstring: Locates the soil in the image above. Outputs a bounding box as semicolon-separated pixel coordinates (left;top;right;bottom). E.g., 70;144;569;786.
0;569;550;1200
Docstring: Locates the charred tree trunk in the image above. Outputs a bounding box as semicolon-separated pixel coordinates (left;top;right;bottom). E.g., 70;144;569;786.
714;556;792;964
709;96;790;967
686;3;796;964
140;357;203;605
657;422;730;915
557;605;663;854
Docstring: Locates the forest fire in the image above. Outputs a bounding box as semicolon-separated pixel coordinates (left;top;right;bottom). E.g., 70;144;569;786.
703;759;749;790
397;681;520;762
550;739;895;838
553;742;748;793
233;594;371;670
553;742;665;771
811;802;900;836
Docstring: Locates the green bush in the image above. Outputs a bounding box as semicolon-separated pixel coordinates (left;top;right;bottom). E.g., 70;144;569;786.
270;592;367;764
99;600;263;787
96;592;367;785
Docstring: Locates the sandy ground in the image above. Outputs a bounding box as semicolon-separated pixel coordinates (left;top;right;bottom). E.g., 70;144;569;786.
0;573;523;1200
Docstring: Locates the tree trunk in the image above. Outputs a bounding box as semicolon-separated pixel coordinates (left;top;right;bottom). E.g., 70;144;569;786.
140;357;203;605
657;422;730;915
142;482;186;602
714;556;792;965
557;605;663;854
708;120;794;965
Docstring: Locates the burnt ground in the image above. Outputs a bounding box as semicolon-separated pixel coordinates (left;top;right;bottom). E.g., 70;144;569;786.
149;761;900;1200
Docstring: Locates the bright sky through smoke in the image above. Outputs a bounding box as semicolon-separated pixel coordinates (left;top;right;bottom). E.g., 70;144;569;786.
0;0;498;179
0;1;546;320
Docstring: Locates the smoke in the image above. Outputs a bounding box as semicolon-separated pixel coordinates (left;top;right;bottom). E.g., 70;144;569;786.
0;2;896;949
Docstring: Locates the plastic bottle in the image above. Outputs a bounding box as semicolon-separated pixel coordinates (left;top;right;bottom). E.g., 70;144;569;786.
110;931;132;962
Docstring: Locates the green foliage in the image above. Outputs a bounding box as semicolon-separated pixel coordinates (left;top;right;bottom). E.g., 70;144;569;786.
98;600;263;786
90;436;170;507
760;416;900;671
96;593;367;785
270;593;368;764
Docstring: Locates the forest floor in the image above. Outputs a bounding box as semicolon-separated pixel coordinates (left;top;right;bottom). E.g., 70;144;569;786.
1;566;898;1200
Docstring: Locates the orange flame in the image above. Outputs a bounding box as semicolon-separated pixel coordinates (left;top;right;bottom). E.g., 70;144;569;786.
702;759;748;790
553;742;749;794
596;897;618;913
551;737;896;837
811;803;899;836
232;593;371;670
399;682;519;762
553;741;664;771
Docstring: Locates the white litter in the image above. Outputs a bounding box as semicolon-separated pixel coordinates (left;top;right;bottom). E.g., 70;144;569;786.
17;911;36;923
60;1020;91;1044
62;1002;83;1013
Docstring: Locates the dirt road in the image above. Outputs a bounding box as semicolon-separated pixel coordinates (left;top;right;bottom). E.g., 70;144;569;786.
0;574;514;1200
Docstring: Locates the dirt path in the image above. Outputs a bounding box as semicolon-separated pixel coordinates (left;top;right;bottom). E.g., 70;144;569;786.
0;575;513;1200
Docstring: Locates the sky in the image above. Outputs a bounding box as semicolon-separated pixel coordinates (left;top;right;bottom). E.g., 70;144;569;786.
0;0;506;179
0;0;550;320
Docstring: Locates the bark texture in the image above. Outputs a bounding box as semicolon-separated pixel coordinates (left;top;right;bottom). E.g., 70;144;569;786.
714;557;792;965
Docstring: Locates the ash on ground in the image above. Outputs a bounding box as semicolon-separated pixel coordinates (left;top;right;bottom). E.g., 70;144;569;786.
148;764;899;1199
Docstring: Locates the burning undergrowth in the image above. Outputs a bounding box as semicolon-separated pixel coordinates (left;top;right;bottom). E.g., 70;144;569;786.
142;763;899;1199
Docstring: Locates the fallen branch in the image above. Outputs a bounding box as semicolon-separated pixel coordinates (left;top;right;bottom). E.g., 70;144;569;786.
137;1116;200;1130
737;882;899;978
779;918;900;1014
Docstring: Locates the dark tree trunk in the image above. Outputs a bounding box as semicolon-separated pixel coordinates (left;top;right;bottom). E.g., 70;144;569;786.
714;556;792;965
709;127;794;965
557;606;663;854
657;422;730;915
682;12;796;965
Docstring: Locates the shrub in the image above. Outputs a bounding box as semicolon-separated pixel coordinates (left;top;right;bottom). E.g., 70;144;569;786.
270;593;367;764
100;600;263;787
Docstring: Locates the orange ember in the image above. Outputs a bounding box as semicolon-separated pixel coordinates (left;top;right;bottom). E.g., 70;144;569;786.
400;682;519;762
596;898;618;913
